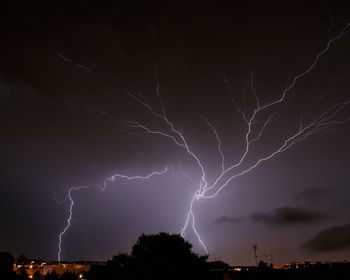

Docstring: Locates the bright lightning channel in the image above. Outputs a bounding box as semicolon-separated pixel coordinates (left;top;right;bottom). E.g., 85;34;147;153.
57;167;169;262
56;23;350;258
123;23;350;252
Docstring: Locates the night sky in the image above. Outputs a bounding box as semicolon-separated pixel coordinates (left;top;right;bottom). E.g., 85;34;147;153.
1;1;350;265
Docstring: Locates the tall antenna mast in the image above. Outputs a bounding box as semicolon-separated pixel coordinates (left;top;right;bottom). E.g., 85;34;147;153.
253;243;258;267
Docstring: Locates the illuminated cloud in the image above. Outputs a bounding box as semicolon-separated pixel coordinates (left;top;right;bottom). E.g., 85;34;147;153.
214;216;244;225
304;223;350;252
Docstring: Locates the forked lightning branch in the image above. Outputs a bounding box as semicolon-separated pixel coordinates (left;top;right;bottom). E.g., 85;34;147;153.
56;23;350;262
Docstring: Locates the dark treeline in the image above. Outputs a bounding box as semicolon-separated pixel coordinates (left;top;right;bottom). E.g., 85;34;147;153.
1;232;350;280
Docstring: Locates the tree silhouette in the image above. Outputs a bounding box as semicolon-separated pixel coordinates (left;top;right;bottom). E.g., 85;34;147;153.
16;254;28;265
87;253;133;280
88;232;211;280
129;232;209;280
17;266;29;280
43;271;59;280
33;270;42;280
59;271;78;280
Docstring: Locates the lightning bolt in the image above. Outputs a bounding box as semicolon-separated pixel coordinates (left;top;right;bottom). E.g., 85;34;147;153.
57;167;169;262
120;23;350;252
56;23;350;259
57;52;93;73
58;184;95;262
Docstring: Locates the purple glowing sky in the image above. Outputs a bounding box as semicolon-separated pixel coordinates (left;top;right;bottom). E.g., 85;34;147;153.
1;1;350;265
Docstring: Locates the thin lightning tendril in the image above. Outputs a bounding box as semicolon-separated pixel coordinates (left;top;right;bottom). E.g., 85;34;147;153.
57;167;169;262
57;52;93;73
56;23;350;259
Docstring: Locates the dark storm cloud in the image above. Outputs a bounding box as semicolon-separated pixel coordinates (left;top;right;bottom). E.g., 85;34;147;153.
304;223;350;252
251;207;326;225
215;216;244;225
293;187;331;203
